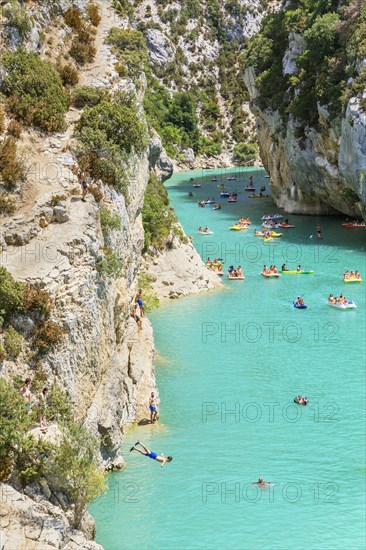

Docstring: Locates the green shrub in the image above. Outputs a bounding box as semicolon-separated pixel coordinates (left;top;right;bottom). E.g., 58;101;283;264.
69;27;97;65
0;267;25;320
4;1;32;40
142;174;176;251
0;344;6;363
0;378;30;481
100;206;122;236
71;86;106;108
2;49;68;132
233;142;258;165
56;62;79;86
0;192;17;215
0;106;5;134
53;423;107;528
34;320;64;355
107;28;149;79
96;249;123;278
4;326;23;359
14;435;54;487
0;138;26;187
137;273;159;312
76;99;148;155
45;384;73;423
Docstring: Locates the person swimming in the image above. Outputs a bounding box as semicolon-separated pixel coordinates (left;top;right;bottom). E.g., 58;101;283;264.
251;477;273;488
130;441;172;468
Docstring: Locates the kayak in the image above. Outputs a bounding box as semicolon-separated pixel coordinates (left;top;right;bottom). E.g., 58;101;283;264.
228;275;245;280
230;225;249;230
248;194;270;198
278;223;295;228
261;272;280;278
198;230;213;235
293;302;307;309
328;300;357;309
343;277;362;283
269;231;282;238
282;270;314;275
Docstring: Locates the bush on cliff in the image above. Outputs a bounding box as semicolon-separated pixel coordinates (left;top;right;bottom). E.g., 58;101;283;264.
0;267;25;321
233;142;258;165
0;137;26;187
2;49;68;132
142;174;177;251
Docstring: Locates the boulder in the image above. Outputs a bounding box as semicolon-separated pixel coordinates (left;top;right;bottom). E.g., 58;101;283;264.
53;206;70;223
145;29;176;66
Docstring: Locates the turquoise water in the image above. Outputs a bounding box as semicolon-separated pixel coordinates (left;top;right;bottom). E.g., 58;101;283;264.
90;168;366;550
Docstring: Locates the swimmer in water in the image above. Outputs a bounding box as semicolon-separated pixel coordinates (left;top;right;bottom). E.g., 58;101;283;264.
130;441;172;467
251;477;273;488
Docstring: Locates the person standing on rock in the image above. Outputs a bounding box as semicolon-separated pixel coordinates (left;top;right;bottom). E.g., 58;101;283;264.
20;378;32;412
79;171;89;202
149;392;158;423
131;304;142;331
39;387;49;432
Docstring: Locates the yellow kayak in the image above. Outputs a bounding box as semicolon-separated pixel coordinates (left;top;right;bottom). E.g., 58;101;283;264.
229;225;249;230
270;231;282;238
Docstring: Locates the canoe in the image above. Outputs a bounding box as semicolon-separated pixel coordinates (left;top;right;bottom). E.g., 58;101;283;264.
282;270;314;275
229;225;249;230
198;230;213;235
261;272;280;278
343;277;362;283
293;302;307;309
328;300;357;309
228;275;245;280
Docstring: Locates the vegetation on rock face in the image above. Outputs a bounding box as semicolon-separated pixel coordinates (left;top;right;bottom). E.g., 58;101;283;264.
2;49;68;132
0;137;26;187
71;86;107;108
242;0;366;127
234;142;259;165
142;173;177;251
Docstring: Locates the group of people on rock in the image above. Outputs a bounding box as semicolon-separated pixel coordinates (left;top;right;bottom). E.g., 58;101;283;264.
19;378;49;432
131;289;145;330
263;265;278;274
343;270;361;280
228;265;244;278
328;293;349;305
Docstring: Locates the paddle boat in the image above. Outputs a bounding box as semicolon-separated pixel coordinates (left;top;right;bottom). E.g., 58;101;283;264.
239;217;251;225
261;271;280;278
262;236;272;242
205;198;215;204
220;191;230;197
228;265;245;279
193;183;201;188
228;197;237;203
262;222;280;229
244;186;256;192
294;396;308;405
261;214;284;220
198;227;213;235
230;224;249;230
228;176;237;181
210;177;218;182
328;299;356;309
343;271;362;283
218;184;225;189
249;194;270;198
213;203;221;210
342;220;365;229
228;275;245;280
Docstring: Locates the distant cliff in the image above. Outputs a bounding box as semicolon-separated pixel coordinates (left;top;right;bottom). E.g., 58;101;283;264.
243;0;366;218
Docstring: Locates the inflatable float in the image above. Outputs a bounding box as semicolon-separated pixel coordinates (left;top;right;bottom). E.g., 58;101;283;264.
343;277;362;284
293;301;307;309
328;300;357;309
198;230;213;235
261;272;280;278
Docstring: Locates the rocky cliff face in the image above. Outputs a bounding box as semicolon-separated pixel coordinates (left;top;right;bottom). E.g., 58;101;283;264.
243;6;366;218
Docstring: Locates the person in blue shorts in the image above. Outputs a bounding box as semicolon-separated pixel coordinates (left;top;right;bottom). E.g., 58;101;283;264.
130;441;172;467
149;391;158;423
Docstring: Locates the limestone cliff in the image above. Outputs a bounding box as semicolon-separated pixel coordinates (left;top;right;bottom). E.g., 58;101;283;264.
243;3;366;218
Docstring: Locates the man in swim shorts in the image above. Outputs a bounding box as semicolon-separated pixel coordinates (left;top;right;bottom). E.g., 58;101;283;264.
130;441;172;467
149;391;158;423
